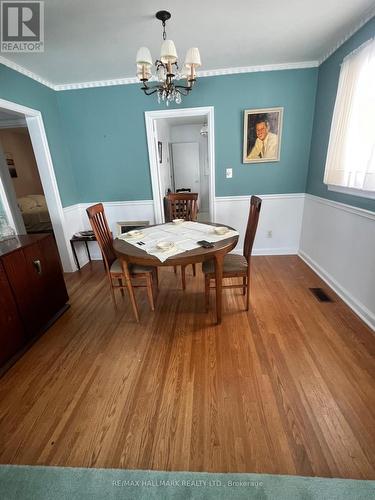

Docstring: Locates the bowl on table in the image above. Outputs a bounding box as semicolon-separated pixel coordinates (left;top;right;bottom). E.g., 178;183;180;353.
172;219;185;225
214;226;229;235
124;229;144;239
156;241;175;252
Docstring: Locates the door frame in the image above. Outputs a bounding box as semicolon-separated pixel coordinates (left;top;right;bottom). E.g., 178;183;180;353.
145;106;215;224
0;98;74;272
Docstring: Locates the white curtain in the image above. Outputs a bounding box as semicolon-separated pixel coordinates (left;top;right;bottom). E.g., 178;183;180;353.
324;38;375;191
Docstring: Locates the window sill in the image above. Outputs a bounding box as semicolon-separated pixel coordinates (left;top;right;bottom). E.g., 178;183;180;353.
327;185;375;200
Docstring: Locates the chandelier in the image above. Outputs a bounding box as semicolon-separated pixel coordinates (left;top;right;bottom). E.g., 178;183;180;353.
136;11;201;105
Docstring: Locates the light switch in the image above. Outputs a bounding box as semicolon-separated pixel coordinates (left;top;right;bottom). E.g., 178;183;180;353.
226;168;233;179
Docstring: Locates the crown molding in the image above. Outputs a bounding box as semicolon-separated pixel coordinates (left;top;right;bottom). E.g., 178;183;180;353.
197;61;319;79
0;57;318;92
0;55;55;89
319;6;375;64
52;61;319;91
53;76;138;91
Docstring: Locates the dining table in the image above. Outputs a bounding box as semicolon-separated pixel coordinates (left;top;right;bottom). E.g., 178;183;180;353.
113;221;239;324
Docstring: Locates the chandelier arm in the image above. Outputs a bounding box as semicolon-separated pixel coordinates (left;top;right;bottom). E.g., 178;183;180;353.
174;85;194;95
141;86;160;96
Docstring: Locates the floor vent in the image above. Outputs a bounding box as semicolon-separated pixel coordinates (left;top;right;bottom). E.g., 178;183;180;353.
309;288;333;302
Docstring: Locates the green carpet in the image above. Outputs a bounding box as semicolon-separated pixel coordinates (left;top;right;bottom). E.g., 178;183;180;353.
0;465;374;500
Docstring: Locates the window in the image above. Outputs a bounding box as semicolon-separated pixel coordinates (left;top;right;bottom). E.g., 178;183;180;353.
324;38;375;199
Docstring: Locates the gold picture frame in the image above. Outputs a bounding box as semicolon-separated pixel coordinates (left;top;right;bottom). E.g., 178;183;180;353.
243;107;283;163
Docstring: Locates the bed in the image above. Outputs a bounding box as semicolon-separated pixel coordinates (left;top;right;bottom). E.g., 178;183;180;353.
17;195;53;233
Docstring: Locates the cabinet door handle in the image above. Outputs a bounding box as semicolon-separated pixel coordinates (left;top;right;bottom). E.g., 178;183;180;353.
33;259;42;275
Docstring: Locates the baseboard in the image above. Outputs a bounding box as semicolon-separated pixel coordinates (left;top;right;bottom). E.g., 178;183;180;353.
233;247;298;256
299;250;375;332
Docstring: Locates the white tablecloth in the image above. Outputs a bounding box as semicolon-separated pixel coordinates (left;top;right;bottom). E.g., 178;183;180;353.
117;221;238;262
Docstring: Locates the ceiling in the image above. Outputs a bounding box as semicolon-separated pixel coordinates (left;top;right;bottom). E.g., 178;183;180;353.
1;0;374;86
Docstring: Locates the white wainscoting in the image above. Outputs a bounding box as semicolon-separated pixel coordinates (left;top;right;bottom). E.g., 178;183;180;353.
299;194;375;331
63;194;305;269
63;200;155;268
215;194;305;255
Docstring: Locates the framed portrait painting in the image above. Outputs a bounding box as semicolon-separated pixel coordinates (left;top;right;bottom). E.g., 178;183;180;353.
243;107;283;163
5;152;18;178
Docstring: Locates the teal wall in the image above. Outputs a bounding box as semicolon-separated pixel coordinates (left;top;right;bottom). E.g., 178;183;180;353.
0;64;317;205
56;68;318;202
0;65;78;206
306;17;375;211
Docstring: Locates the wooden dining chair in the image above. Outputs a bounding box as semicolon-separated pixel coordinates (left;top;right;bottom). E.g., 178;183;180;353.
86;203;157;321
165;192;198;222
202;196;262;312
165;192;198;290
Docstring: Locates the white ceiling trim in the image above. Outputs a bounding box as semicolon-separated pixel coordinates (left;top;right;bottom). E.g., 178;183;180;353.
0;55;55;89
197;61;319;77
52;61;319;91
319;6;375;63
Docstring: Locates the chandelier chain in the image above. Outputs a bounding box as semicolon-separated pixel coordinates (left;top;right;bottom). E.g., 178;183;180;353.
162;21;167;41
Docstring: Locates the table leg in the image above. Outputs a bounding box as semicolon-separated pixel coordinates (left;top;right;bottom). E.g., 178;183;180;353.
70;241;80;270
214;253;224;324
85;241;91;262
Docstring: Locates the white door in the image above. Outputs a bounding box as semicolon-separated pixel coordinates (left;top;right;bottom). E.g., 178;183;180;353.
171;142;200;198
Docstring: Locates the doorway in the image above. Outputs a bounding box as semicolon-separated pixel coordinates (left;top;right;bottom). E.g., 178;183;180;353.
145;107;215;223
0;124;54;235
0;98;74;272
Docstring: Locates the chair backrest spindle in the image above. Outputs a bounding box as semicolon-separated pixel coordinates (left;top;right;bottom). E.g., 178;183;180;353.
86;203;117;271
243;196;262;261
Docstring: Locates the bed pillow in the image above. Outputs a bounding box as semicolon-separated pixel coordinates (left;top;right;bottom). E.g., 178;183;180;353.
28;194;46;207
17;196;38;212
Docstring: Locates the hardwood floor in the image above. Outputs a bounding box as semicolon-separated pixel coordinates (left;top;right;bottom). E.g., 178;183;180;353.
0;256;374;478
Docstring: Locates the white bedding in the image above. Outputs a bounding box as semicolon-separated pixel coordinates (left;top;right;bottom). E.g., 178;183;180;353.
18;195;52;232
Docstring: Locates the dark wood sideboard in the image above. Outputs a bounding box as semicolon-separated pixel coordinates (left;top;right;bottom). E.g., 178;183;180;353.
0;234;69;374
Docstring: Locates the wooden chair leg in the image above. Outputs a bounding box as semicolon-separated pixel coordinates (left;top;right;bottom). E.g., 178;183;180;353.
242;276;246;295
109;279;117;309
146;273;155;311
118;278;125;296
246;276;250;311
152;269;158;298
192;263;196;276
205;275;210;312
181;265;186;291
154;267;159;290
